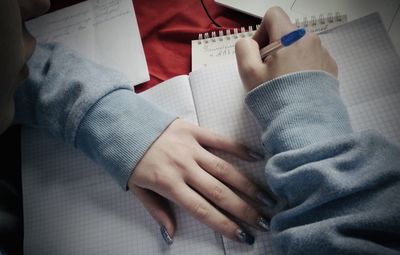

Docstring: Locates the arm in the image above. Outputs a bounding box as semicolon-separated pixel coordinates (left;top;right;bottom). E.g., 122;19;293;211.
14;42;271;244
14;42;175;187
236;7;400;254
247;72;400;254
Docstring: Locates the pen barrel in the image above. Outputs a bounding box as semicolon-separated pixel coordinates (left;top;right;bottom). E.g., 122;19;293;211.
260;41;282;60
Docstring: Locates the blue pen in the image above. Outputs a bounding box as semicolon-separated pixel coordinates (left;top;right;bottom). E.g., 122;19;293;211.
259;28;306;60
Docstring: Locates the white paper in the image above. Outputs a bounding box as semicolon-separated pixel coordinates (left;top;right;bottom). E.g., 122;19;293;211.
26;0;149;86
215;0;303;20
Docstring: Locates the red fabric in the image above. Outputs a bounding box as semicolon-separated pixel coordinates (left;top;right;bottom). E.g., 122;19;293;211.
48;0;260;92
133;0;259;92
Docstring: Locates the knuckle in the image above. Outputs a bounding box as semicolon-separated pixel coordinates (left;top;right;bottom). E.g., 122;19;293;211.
235;38;249;50
149;168;172;191
210;185;225;202
191;202;210;221
266;6;284;17
214;159;230;178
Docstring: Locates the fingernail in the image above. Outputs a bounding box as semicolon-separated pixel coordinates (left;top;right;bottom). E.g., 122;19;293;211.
257;216;270;231
160;225;173;245
256;191;275;207
248;150;264;161
236;228;255;245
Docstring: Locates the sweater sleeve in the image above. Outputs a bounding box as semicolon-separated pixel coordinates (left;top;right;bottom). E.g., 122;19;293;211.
245;71;400;255
14;43;176;188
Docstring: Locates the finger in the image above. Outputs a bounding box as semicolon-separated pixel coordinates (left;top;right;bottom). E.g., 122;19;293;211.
132;185;176;245
252;21;269;48
253;7;297;46
186;164;270;231
236;38;264;66
195;148;276;208
193;125;264;161
170;182;256;244
235;38;267;90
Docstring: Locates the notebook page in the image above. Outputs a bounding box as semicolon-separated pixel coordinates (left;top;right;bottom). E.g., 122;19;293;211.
188;13;400;254
189;63;282;255
22;76;225;254
26;0;149;86
320;13;400;146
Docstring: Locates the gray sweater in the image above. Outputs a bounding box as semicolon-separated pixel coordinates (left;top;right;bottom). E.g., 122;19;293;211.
247;72;400;254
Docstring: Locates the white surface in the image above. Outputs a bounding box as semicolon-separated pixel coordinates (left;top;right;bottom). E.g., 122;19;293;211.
215;0;400;55
26;0;149;86
215;0;302;20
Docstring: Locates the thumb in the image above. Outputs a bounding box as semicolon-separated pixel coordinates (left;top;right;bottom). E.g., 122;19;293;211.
132;185;176;245
235;38;267;91
253;7;297;46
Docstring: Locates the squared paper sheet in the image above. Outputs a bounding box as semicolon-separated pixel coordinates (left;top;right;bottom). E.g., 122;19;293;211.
321;13;400;146
26;0;149;86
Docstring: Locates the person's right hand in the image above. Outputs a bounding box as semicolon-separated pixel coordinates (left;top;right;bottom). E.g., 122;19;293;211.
128;119;273;245
235;7;338;91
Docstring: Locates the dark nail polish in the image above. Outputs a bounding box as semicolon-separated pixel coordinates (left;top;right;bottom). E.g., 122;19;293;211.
160;225;173;245
257;216;270;231
236;228;255;245
256;191;275;207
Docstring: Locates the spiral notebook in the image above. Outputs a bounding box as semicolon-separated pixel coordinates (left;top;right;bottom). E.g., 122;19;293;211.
191;12;347;70
22;13;400;254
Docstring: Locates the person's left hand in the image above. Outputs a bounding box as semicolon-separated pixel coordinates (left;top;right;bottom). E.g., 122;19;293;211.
128;119;272;245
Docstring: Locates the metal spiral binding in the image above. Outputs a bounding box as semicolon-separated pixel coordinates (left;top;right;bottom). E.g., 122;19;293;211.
294;12;346;28
196;12;346;44
197;25;257;45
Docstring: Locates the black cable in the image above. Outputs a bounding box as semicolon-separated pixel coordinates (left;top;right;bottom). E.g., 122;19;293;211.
200;0;222;27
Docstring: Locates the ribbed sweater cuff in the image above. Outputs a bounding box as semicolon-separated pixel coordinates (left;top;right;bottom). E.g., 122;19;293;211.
245;71;353;154
75;89;176;189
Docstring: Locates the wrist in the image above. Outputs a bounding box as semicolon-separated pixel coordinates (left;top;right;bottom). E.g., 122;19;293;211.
75;89;177;189
245;71;352;154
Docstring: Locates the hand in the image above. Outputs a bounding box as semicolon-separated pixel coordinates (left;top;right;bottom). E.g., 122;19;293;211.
128;119;272;245
235;7;338;91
